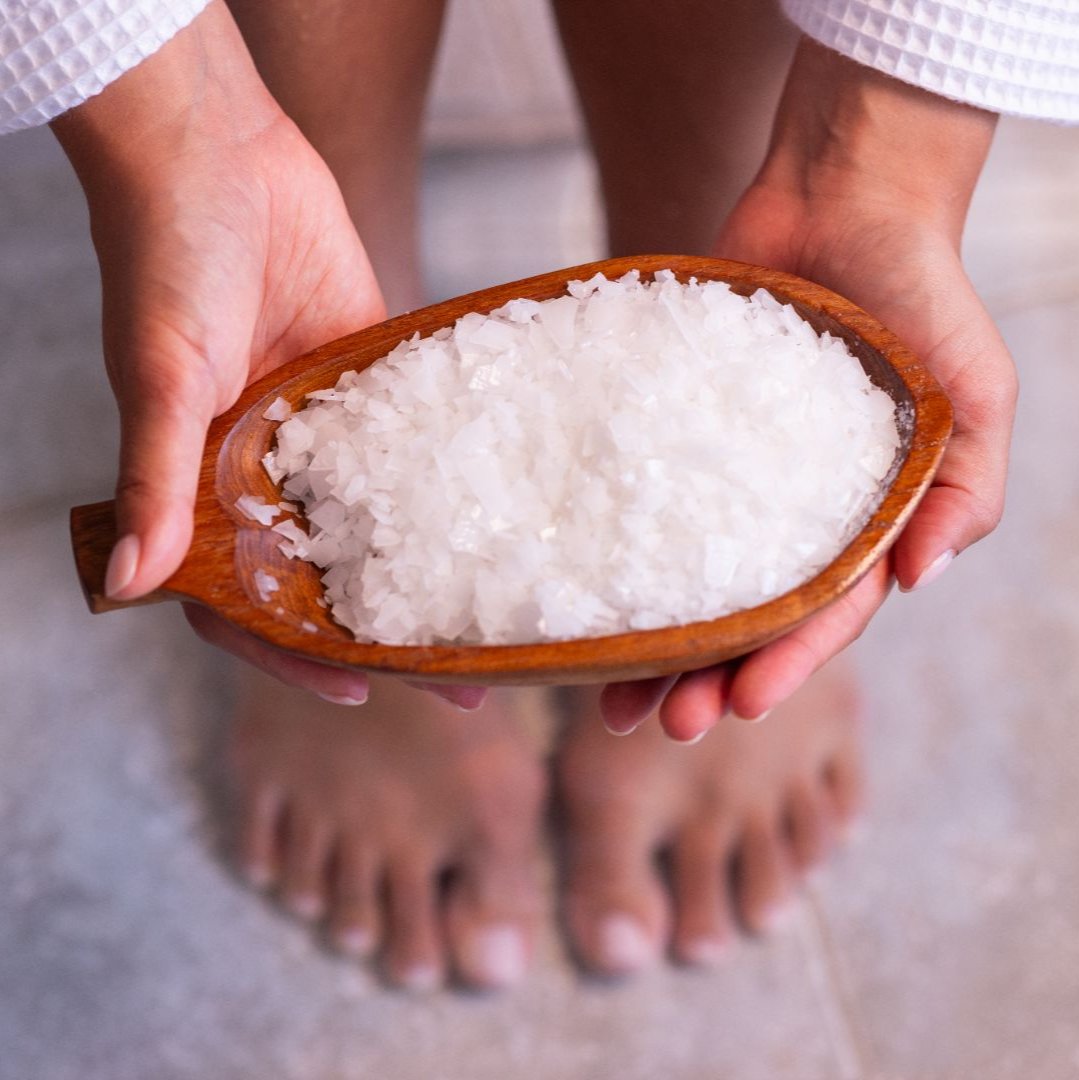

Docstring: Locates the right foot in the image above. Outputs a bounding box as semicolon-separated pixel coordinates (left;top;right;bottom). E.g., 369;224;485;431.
229;675;547;991
554;662;864;976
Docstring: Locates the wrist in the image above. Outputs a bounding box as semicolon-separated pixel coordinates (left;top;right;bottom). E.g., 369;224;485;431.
51;0;282;197
756;38;997;241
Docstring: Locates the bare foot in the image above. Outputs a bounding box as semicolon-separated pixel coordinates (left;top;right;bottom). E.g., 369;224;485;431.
554;661;863;976
229;674;547;991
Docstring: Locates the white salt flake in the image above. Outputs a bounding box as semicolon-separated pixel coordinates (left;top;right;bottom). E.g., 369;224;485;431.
235;495;279;527
262;396;292;422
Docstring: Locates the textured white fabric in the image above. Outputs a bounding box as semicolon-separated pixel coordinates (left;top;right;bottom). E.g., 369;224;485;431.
0;0;212;135
782;0;1079;121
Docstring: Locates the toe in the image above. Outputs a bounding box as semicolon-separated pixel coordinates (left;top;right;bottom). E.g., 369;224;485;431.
383;858;444;992
669;824;736;966
563;831;669;977
278;804;333;921
823;740;866;836
785;780;835;878
327;837;383;959
735;816;796;934
445;851;538;991
234;783;285;890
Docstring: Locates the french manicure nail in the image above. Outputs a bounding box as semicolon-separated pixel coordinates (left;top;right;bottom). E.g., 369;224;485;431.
399;964;441;993
318;692;367;706
904;548;956;592
468;924;527;987
335;927;374;958
732;709;771;724
603;719;642;737
598;914;654;972
681;937;729;967
671;729;708;746
104;533;140;598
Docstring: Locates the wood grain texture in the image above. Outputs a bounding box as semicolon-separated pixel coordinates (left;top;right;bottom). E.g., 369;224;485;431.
69;255;953;684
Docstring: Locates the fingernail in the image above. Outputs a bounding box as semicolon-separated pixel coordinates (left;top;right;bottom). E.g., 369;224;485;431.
318;692;367;706
104;533;140;598
732;709;771;724
904;548;956;592
603;719;642;737
597;914;655;973
335;927;374;958
670;729;708;745
466;924;527;988
681;937;729;967
398;964;441;993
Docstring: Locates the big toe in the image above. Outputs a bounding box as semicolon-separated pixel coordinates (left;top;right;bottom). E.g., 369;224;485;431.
563;830;669;978
445;851;538;991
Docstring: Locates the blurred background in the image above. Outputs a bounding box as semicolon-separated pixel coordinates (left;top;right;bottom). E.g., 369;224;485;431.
3;1;1079;1077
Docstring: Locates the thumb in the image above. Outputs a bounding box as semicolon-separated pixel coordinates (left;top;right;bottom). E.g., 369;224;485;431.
104;344;219;601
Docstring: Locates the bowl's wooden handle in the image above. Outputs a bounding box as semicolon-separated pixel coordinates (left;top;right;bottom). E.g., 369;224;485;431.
69;501;173;613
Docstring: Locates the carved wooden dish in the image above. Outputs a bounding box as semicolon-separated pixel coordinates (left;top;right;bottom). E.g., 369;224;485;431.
70;255;952;685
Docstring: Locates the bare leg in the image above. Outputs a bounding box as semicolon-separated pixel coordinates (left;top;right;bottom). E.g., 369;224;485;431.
228;0;447;313
224;1;546;991
549;0;865;974
550;0;797;254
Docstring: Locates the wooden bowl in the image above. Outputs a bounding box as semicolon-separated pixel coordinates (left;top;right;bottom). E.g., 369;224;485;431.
70;255;952;685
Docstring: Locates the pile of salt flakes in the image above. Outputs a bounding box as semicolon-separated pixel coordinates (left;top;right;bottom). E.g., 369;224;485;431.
240;270;899;645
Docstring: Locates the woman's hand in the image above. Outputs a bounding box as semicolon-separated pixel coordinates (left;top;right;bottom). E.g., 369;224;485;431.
601;39;1017;740
53;2;482;707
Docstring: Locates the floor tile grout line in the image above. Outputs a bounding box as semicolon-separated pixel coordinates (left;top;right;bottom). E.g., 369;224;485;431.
795;893;870;1080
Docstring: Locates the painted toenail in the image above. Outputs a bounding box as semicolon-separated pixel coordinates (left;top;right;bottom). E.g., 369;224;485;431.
732;709;771;724
335;928;374;958
466;925;527;987
681;937;729;967
243;863;272;889
757;900;797;934
318;693;367;706
597;914;655;973
398;964;441;993
902;548;956;592
287;893;325;921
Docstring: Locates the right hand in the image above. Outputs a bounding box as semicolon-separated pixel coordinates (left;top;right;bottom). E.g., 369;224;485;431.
52;3;484;708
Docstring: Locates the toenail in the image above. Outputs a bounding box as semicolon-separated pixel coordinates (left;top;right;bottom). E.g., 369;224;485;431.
597;914;655;973
757;900;797;934
243;863;272;889
318;692;367;707
732;709;771;724
466;925;527;988
286;893;325;921
398;964;441;993
681;937;729;967
335;927;374;958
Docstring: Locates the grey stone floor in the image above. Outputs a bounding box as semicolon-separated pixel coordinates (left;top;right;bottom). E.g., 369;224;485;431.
4;13;1079;1080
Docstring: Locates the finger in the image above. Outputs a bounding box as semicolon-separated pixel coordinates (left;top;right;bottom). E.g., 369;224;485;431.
183;604;370;703
726;563;892;721
598;675;679;735
894;297;1018;591
104;346;220;602
404;681;489;711
655;665;735;743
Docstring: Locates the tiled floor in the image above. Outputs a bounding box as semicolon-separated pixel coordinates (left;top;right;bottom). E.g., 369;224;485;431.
3;4;1079;1078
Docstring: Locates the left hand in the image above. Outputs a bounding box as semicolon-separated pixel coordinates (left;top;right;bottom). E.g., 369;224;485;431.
599;39;1016;741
